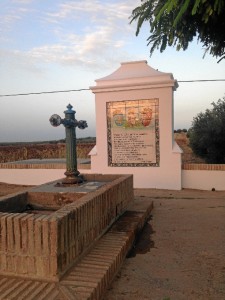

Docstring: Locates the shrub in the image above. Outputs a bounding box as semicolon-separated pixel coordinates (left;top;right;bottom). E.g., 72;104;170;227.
189;98;225;163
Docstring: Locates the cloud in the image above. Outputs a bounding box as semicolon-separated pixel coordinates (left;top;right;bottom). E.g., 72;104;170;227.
44;0;136;33
1;1;138;72
0;1;34;35
39;1;137;68
46;0;135;22
27;26;129;70
11;0;33;3
0;48;45;75
0;12;21;33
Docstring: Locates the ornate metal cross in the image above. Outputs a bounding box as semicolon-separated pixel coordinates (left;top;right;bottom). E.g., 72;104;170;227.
49;104;88;184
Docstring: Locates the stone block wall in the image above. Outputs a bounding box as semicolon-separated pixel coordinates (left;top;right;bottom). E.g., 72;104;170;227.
0;174;133;281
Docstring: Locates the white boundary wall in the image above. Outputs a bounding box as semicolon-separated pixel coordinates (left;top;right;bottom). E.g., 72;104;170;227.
0;169;92;186
182;164;225;191
0;165;225;190
182;170;225;191
0;169;65;185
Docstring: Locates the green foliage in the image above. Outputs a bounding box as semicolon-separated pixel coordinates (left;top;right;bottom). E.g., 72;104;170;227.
130;0;225;62
189;97;225;163
174;129;188;133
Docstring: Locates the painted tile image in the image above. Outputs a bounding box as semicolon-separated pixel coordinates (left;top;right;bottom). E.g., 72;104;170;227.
107;99;159;167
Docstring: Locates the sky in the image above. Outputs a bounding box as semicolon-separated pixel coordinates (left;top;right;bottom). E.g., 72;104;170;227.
0;0;224;143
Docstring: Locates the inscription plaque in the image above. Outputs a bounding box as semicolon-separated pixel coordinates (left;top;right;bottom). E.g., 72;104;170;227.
107;99;159;167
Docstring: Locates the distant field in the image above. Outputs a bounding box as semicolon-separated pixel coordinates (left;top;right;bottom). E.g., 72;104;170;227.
0;134;203;164
0;137;96;147
0;139;95;163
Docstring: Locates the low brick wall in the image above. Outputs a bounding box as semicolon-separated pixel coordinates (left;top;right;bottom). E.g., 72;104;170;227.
183;163;225;171
0;163;90;169
0;174;133;281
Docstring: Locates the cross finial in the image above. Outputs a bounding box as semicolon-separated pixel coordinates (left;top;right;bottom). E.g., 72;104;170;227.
67;103;73;110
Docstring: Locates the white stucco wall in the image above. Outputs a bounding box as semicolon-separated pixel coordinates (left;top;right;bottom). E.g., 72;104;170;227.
0;169;64;185
0;168;92;186
1;168;224;191
182;170;225;191
90;61;182;190
90;87;182;189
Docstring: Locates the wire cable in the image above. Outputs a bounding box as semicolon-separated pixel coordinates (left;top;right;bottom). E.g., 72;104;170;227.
178;79;225;82
0;79;225;97
0;88;90;97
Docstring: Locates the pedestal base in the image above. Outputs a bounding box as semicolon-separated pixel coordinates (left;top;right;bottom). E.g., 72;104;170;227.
63;170;83;184
62;176;83;184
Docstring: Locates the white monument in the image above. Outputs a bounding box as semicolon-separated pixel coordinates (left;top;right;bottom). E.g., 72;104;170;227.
90;60;182;189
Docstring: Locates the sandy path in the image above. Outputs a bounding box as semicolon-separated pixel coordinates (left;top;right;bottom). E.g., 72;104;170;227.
103;189;225;300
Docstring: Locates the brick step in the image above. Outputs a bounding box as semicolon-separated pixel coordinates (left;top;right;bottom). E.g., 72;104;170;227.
0;198;153;300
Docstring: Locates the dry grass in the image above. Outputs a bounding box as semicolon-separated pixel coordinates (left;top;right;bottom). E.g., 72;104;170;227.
174;132;205;163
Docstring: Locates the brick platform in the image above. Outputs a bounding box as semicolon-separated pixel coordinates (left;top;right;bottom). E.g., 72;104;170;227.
0;174;133;281
0;198;153;299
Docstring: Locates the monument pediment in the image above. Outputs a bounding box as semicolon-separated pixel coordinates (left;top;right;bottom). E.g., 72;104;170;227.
91;60;178;91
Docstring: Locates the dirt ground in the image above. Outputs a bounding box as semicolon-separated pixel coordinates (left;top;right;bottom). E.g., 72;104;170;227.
1;184;225;300
103;188;225;300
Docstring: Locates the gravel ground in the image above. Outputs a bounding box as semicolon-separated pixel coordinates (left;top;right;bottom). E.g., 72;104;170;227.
103;189;225;300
